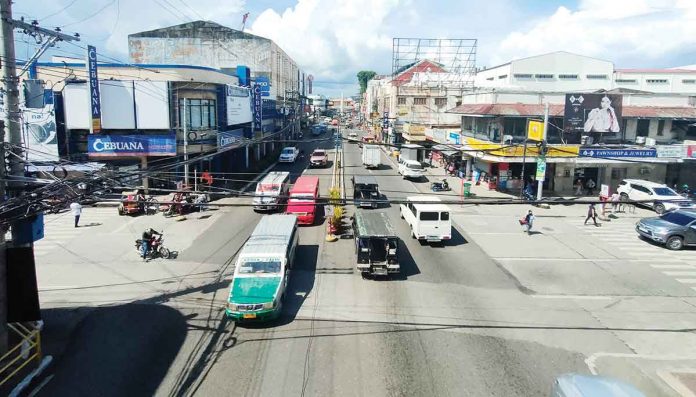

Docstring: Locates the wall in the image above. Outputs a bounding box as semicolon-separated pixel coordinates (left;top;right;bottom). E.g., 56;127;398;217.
509;52;614;92
615;71;696;94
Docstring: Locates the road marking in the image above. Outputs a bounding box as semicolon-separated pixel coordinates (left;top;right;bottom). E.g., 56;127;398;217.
532;294;613;300
664;271;696;277
676;279;696;284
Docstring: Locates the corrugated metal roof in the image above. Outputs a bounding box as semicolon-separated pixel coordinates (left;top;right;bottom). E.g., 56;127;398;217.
242;215;296;256
447;103;696;119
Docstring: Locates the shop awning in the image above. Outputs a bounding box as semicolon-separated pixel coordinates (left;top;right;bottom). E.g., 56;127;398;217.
431;144;460;157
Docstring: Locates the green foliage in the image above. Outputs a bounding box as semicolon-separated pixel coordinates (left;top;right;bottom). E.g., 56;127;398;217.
357;70;377;94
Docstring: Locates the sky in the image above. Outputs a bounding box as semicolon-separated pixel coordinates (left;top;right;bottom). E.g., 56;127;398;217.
15;0;696;98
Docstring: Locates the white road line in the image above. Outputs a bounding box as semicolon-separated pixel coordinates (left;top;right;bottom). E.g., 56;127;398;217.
532;295;613;300
664;271;696;277
676;279;696;284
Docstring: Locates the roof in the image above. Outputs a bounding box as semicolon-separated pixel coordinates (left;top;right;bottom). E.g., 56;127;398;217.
353;175;378;185
617;68;696;74
243;215;297;256
291;176;319;191
447;103;696;119
354;211;396;237
391;59;447;87
406;195;450;211
259;171;289;186
482;51;612;72
129;20;267;41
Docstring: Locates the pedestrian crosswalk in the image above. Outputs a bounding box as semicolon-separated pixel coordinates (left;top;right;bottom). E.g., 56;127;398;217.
34;207;117;257
567;216;695;290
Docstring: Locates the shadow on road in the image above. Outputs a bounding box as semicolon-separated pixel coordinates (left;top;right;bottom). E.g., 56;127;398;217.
392;238;421;280
37;304;187;397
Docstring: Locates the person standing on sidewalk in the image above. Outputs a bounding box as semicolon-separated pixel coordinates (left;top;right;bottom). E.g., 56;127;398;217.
584;203;600;226
70;200;82;228
585;178;596;196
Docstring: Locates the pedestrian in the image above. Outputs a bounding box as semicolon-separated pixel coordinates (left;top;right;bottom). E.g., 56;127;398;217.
585;178;596;196
574;179;584;196
520;210;535;234
584;203;600;226
611;192;621;213
70;200;82;228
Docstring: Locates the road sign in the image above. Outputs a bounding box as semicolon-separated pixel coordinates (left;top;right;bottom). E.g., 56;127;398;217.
535;157;546;181
527;119;544;142
580;149;656;158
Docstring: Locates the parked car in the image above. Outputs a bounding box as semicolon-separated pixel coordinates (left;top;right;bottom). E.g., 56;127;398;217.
617;179;696;214
309;149;328;167
279;147;299;163
398;159;425;180
636;209;696;250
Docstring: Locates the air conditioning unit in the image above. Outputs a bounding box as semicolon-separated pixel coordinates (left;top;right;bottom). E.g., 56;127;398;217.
636;136;646;145
503;135;513;144
645;137;656;146
581;135;593;145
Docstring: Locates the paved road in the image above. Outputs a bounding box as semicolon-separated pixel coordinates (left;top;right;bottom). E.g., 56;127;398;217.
31;128;696;397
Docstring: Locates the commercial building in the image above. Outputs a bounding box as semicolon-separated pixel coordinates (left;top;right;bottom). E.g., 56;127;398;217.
436;51;696;194
20;57;275;190
128;21;304;133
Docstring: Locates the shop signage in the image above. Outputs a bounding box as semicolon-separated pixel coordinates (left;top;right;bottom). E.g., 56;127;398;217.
448;132;461;145
217;129;243;149
685;145;696;159
580;148;656;158
527;119;544;142
88;134;176;157
656;145;684;158
535;157;546;181
252;83;262;130
86;45;102;133
563;94;623;137
255;76;271;96
382;112;389;128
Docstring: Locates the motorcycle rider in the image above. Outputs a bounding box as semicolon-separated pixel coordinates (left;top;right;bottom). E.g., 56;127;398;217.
141;228;162;259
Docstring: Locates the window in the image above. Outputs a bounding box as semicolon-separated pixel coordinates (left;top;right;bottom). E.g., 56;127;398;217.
586;74;608;79
486;77;494;81
397;97;406;105
513;74;532;79
498;74;508;79
683;79;696;84
647;79;668;84
657;120;665;136
434;98;447;107
440;212;450;221
616;79;637;83
179;98;217;129
413;97;427;105
630;184;650;194
636;119;650;137
419;212;439;221
558;74;578;79
535;74;554;79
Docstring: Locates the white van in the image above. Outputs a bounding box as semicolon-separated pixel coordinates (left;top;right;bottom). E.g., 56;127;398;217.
253;171;290;211
399;196;452;243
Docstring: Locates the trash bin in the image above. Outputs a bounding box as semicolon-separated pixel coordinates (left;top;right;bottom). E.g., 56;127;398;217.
463;182;472;197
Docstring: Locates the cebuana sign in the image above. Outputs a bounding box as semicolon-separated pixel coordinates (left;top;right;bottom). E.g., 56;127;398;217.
88;135;176;157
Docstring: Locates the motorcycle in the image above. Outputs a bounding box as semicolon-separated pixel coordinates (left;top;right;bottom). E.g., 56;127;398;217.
430;179;451;192
135;234;171;259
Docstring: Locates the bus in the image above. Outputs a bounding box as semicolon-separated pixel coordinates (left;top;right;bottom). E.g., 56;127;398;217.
399;195;452;243
286;176;320;225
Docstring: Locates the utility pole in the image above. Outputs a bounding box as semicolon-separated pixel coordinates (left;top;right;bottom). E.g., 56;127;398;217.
183;98;189;188
536;102;549;201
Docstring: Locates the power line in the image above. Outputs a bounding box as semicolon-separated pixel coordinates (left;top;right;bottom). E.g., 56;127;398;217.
39;0;81;21
60;0;117;28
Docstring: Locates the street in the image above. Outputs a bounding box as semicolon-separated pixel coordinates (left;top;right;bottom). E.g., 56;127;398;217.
27;128;696;397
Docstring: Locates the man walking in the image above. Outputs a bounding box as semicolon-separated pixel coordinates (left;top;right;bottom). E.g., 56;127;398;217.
585;178;596;196
70;200;82;228
521;210;535;234
584;203;600;226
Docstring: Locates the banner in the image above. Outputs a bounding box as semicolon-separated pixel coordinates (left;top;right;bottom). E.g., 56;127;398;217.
535;157;546;181
88;135;176;157
1;89;59;161
564;93;622;143
256;77;271;97
86;45;102;133
217;129;243;149
226;85;252;125
579;148;656;158
252;83;262;130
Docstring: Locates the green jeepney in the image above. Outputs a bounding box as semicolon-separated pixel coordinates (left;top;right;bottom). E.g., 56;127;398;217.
226;215;298;321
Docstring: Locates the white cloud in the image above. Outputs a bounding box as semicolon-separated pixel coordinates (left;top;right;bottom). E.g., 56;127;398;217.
496;0;696;67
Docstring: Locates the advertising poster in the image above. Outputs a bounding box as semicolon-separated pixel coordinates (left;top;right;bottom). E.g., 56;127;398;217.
226;85;252;126
563;93;623;144
88;135;176;157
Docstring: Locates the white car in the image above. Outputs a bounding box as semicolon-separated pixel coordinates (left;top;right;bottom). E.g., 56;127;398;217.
398;159;425;180
278;147;299;163
616;179;696;214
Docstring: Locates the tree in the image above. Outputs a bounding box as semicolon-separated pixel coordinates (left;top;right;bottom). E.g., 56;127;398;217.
357;71;377;94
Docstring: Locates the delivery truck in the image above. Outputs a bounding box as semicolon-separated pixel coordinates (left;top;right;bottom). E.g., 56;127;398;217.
362;144;381;169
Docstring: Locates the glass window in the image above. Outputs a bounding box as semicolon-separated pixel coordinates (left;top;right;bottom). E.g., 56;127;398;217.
397;97;406;105
179;98;217;130
586;74;608;79
660;212;696;226
414;97;427;105
653;187;679;196
238;260;281;274
419;212;439;221
636;119;650;137
435;98;447;107
441;212;450;220
657;120;665;136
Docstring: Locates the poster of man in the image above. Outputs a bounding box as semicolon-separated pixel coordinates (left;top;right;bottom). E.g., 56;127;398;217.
563;93;623;144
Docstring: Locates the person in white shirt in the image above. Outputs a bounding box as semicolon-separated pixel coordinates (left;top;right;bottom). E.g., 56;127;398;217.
70;201;82;228
583;96;620;133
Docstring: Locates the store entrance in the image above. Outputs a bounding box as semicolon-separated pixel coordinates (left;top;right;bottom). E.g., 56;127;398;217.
574;167;600;195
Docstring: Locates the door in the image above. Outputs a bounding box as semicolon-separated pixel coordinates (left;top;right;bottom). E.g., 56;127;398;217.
686;223;696;245
630;183;649;201
417;211;442;237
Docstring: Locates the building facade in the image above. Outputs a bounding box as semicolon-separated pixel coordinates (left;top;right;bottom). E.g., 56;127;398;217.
440;51;696;194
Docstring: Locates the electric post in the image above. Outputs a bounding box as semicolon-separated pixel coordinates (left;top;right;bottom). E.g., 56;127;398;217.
0;1;79;351
536;102;549;201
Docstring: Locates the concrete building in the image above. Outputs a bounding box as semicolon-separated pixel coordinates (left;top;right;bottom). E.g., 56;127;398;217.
438;51;696;194
128;21;303;132
21;57;277;191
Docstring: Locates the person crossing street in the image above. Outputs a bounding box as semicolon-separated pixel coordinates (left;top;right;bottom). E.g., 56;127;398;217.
70;200;82;228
